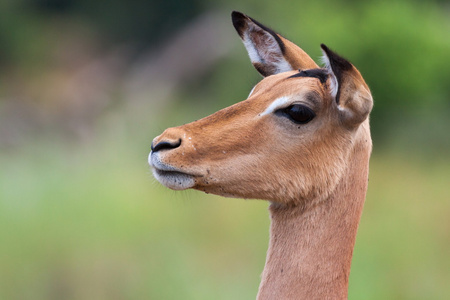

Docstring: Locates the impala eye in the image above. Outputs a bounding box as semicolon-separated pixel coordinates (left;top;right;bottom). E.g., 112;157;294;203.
280;104;315;124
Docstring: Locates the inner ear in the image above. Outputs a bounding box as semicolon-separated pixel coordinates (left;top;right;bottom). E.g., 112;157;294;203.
232;11;293;76
320;44;352;104
320;44;373;127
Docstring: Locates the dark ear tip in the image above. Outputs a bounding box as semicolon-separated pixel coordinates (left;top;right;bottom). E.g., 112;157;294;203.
320;44;352;71
320;44;330;53
231;11;246;23
231;11;248;36
231;11;245;18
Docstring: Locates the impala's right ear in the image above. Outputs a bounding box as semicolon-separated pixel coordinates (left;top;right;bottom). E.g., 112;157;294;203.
231;11;318;77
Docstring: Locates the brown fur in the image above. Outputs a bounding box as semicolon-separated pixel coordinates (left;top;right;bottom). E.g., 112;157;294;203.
150;11;373;299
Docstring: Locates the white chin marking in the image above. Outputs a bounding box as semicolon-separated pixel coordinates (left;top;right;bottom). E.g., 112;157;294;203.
152;168;195;190
149;151;195;190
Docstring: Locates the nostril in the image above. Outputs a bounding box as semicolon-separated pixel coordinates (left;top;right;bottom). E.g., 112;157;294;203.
151;139;182;153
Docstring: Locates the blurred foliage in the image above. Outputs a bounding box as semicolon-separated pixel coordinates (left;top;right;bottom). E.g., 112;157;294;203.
0;0;449;299
0;0;202;72
1;0;449;149
191;0;450;147
7;0;203;44
1;138;449;299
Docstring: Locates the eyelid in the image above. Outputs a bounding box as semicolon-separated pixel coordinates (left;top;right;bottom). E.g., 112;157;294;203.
285;102;314;111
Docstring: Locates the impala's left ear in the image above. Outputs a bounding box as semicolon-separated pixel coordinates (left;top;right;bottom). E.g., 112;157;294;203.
321;44;373;127
232;11;318;77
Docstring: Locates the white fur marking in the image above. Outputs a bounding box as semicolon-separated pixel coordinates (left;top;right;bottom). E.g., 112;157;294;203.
149;151;195;190
320;52;338;99
260;96;292;116
276;59;294;74
243;34;261;64
248;85;256;98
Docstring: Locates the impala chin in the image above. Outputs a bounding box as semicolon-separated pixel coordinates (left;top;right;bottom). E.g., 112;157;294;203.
151;168;195;190
149;152;195;190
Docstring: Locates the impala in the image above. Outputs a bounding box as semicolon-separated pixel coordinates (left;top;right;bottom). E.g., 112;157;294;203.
149;11;373;299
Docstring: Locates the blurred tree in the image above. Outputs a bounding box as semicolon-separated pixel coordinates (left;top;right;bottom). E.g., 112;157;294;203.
0;0;449;150
30;0;75;12
28;0;203;45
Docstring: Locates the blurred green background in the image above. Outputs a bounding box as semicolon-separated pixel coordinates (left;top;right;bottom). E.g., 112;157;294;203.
1;0;449;299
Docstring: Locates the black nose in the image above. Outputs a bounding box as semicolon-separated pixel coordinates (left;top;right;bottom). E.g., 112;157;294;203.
151;139;182;153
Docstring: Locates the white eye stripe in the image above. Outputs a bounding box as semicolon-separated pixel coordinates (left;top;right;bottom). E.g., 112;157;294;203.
248;85;256;98
260;96;292;116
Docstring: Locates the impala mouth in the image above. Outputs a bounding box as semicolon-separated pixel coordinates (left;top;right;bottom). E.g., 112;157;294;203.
151;168;196;190
149;152;196;190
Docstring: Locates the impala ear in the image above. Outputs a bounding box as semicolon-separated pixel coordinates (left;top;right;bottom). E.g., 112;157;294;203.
232;11;318;77
320;44;373;127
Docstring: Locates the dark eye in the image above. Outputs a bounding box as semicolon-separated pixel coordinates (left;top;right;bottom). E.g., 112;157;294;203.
280;104;315;124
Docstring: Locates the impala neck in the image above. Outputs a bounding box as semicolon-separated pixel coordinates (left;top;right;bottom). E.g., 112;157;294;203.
257;143;370;300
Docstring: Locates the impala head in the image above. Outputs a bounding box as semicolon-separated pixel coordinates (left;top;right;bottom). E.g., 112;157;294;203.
149;11;373;206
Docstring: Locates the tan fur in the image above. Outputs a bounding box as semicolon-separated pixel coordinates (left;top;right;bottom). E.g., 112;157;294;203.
150;12;373;299
338;67;373;128
281;36;318;70
257;121;371;299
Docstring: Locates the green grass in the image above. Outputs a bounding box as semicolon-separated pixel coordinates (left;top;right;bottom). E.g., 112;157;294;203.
0;139;449;299
350;153;450;300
